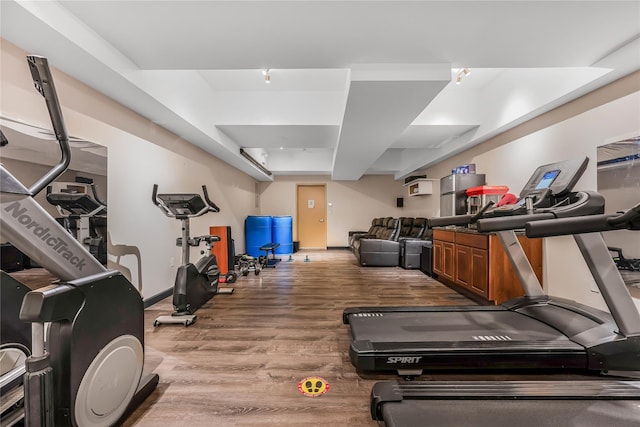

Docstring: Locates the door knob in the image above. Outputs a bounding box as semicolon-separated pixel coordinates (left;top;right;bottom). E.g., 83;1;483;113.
319;218;324;222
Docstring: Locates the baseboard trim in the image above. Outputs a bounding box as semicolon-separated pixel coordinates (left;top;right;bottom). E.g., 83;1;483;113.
144;287;172;308
327;246;350;250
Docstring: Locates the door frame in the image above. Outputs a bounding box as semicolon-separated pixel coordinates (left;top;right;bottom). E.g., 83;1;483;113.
296;183;327;249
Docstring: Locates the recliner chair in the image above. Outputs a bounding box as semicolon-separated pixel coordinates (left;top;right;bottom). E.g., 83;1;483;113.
349;217;382;248
397;217;414;239
356;218;403;266
352;217;390;254
399;218;432;269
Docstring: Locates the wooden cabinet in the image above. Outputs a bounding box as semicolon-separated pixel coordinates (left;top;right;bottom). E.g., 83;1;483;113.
442;241;455;281
454;244;471;286
432;240;443;276
432;229;454;280
470;248;489;296
432;228;542;305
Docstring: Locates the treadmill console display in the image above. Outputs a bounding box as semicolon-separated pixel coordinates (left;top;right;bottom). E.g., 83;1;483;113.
488;167;566;215
534;170;560;190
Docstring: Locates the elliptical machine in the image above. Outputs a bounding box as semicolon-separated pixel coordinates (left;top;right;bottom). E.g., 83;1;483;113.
0;55;158;426
152;185;235;327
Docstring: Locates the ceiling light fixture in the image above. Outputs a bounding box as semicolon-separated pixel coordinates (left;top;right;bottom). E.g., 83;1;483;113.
240;148;273;176
262;68;271;84
455;68;471;85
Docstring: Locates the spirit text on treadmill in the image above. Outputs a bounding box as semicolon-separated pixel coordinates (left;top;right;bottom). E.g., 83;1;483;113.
387;357;422;364
5;201;88;271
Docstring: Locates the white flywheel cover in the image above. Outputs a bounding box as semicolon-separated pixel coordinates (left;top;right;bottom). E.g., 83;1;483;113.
74;335;144;427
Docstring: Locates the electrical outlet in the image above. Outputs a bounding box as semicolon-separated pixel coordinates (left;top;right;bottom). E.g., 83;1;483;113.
170;257;175;267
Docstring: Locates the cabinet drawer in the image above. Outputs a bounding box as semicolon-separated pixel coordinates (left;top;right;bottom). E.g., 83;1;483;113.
433;229;455;243
455;232;488;250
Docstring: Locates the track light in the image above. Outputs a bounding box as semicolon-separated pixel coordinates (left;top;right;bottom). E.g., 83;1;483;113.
455;68;471;85
263;69;271;84
240;148;272;176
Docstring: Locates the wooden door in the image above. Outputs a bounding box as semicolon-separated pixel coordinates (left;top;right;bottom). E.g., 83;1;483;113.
297;185;327;249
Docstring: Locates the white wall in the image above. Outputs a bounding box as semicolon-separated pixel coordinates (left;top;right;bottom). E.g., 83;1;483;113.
422;77;640;312
1;40;258;300
259;175;438;246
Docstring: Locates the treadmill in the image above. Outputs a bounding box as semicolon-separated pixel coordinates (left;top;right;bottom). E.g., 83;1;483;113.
370;203;640;426
343;157;640;376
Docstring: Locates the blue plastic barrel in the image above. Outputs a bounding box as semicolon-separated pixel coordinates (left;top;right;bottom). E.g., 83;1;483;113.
272;216;293;255
245;216;272;257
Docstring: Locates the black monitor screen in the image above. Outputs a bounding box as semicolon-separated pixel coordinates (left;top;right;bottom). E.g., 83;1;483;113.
535;169;560;190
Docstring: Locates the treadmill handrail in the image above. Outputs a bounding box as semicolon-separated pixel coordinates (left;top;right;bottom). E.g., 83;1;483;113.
524;201;640;338
477;212;555;232
525;202;640;238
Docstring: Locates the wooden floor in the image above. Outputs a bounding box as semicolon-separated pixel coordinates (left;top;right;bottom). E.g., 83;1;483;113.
127;249;471;426
9;250;640;425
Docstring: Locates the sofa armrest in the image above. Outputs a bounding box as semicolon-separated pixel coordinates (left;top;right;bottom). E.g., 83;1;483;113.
402;239;432;254
399;239;432;269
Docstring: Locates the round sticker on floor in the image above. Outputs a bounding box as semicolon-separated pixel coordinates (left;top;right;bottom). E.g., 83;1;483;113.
298;376;330;397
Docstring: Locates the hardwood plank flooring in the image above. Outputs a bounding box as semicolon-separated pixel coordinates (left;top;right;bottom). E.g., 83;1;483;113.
132;249;472;426
9;250;474;426
9;249;640;425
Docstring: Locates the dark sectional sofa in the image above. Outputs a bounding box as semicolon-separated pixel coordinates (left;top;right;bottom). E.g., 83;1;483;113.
348;217;431;267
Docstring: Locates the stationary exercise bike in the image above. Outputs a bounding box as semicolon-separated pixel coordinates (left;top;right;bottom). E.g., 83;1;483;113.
0;55;158;426
152;185;235;327
46;179;108;264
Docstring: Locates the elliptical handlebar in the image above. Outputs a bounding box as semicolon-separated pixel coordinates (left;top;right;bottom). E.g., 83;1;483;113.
26;55;71;196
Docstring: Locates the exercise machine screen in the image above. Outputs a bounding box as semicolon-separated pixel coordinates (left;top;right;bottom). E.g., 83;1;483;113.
535;170;560;190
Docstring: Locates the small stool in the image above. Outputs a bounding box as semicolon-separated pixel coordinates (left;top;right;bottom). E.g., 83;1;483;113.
259;243;281;268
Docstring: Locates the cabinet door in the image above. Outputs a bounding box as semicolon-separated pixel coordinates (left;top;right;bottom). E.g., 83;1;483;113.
455;245;471;287
442;242;455;281
432;240;444;276
470;248;489;296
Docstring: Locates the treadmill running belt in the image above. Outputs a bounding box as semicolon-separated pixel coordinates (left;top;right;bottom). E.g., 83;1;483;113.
349;310;575;343
380;399;640;427
348;308;590;372
373;380;640;427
